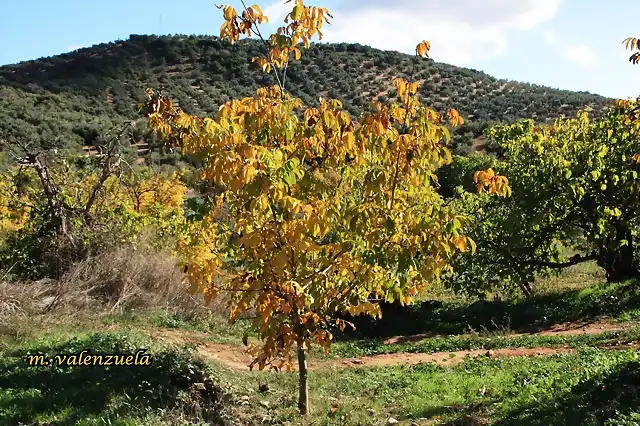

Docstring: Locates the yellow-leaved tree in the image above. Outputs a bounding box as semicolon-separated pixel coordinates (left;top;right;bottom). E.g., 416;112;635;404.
0;160;189;279
143;0;509;415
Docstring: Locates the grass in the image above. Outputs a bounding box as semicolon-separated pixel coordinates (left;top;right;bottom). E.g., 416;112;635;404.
328;327;640;359
101;309;254;345
1;257;639;425
223;347;640;426
341;279;640;340
0;331;234;426
88;271;640;361
2;330;640;426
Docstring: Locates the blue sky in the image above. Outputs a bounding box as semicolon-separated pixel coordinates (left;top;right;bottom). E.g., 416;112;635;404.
1;0;638;99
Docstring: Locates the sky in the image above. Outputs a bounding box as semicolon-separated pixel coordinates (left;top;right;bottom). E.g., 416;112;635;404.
0;0;638;99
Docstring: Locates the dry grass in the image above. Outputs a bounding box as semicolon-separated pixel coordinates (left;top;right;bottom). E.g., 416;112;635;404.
534;261;606;294
0;243;230;322
61;245;192;312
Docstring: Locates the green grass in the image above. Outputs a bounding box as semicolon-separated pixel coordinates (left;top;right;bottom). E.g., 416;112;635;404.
0;331;234;426
101;309;254;345
328;327;640;359
218;346;640;425
1;266;638;425
341;279;640;340
2;329;640;425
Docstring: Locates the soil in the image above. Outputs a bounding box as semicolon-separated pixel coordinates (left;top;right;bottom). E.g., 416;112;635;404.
318;347;576;370
149;328;253;370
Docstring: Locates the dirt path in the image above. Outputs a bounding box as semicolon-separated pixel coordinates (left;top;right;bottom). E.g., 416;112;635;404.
150;329;253;370
319;347;577;369
383;320;624;345
145;319;634;371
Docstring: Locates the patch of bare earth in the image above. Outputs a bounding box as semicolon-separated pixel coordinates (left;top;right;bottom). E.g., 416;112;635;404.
470;136;488;152
319;347;576;370
149;328;582;370
141;320;635;371
149;328;253;370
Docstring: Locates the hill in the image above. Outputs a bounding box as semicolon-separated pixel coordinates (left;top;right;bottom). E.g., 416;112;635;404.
0;34;614;157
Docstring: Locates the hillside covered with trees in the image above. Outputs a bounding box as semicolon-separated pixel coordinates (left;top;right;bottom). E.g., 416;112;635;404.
0;34;614;157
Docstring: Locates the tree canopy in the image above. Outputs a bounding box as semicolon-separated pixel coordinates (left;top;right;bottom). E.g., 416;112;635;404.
142;0;510;415
445;99;640;298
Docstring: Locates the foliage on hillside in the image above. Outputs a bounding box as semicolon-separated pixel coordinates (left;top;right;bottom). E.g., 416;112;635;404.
0;34;613;155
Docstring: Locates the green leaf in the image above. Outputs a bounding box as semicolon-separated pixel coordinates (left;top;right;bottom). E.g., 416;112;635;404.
283;171;296;186
349;214;358;232
597;145;609;158
384;217;395;231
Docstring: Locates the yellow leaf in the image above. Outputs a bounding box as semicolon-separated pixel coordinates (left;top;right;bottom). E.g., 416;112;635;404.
344;132;355;151
454;236;468;252
223;6;237;21
468;237;477;254
416;40;431;58
250;4;263;15
242;166;256;184
259;195;269;211
447;109;464;127
292;4;304;20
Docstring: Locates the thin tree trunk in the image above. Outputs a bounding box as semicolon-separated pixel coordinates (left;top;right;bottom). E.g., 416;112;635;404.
297;344;309;416
518;280;534;298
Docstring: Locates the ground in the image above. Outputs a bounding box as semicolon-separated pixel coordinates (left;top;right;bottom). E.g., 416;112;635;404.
148;319;630;370
1;262;640;425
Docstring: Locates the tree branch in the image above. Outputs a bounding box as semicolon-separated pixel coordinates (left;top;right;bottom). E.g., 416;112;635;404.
521;253;598;269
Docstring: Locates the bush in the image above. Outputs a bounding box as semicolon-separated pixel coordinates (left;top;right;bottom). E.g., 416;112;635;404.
436;152;498;198
0;241;220;321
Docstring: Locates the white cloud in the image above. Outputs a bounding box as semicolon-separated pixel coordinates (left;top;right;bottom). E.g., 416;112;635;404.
262;0;292;24
563;44;597;67
315;0;562;66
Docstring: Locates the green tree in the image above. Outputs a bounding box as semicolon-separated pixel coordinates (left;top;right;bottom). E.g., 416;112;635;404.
447;101;640;297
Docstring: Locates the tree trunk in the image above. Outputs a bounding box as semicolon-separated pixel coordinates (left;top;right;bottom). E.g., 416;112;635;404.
599;249;639;282
297;344;309;416
518;280;534;298
598;229;639;282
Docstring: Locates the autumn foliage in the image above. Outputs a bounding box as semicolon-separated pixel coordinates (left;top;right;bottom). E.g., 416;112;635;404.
624;36;640;64
145;73;475;369
142;0;513;415
0;164;188;279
